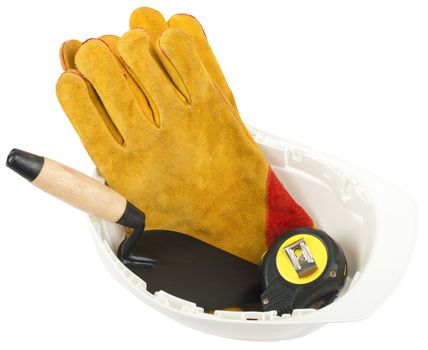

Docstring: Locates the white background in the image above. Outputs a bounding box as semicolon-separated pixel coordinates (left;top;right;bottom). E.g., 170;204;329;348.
0;0;427;348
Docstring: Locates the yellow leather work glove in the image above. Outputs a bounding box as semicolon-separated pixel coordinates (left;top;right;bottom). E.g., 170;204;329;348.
56;12;313;264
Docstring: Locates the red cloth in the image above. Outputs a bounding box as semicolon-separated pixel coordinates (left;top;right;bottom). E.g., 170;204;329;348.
265;168;313;246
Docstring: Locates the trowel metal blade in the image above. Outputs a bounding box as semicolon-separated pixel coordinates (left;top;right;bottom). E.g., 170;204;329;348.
117;229;262;310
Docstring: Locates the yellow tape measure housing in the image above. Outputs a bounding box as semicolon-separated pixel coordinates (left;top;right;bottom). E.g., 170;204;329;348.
276;234;328;284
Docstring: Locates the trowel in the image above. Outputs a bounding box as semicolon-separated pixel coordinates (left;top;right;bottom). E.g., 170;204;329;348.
6;149;262;310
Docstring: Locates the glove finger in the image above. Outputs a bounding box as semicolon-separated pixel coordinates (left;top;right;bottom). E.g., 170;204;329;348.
59;39;81;70
118;29;183;124
56;70;123;166
98;35;160;127
98;34;120;55
157;28;210;103
75;39;156;143
168;14;237;109
129;8;190;102
129;7;167;46
168;16;257;148
59;36;118;71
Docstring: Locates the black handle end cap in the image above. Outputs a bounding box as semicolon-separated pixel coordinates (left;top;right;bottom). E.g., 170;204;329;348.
6;148;44;182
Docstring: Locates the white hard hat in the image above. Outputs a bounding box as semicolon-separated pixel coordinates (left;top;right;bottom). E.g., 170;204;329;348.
89;125;417;341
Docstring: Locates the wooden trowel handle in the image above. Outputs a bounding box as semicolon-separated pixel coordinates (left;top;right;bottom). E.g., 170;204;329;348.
6;149;145;229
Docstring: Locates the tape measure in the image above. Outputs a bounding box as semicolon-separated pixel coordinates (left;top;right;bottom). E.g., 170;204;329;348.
259;228;347;316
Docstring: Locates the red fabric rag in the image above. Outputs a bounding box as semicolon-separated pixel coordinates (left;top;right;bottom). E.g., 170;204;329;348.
265;168;313;246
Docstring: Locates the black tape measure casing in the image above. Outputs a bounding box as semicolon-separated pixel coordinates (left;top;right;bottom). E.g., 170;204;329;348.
259;228;347;316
